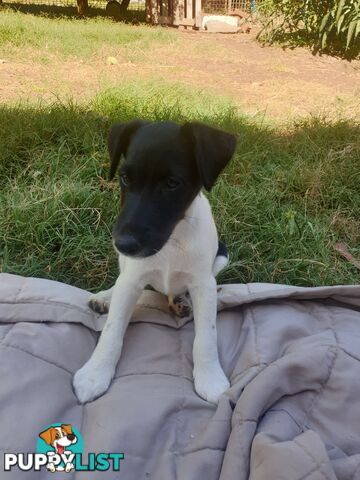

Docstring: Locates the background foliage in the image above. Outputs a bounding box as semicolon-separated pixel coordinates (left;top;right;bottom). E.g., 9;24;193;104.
257;0;360;58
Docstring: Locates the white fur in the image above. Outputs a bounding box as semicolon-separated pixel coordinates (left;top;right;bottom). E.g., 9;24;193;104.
73;193;229;404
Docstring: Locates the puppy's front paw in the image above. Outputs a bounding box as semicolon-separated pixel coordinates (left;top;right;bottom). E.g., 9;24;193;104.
73;362;114;404
194;366;230;404
88;292;110;314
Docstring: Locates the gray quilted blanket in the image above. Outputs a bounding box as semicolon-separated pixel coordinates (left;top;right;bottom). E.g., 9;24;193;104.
1;273;360;479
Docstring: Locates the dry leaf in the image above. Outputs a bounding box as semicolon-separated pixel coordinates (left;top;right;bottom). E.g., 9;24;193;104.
334;243;360;271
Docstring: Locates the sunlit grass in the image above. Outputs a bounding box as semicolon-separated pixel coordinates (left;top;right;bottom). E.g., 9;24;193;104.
1;84;359;290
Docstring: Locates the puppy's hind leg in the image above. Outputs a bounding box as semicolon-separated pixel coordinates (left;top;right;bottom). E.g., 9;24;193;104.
89;287;114;314
168;293;193;319
168;241;229;320
212;241;229;277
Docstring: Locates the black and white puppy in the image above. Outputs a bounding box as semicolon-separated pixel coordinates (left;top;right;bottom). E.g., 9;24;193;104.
73;120;236;404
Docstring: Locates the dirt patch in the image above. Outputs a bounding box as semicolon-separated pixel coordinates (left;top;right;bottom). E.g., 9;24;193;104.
1;29;359;120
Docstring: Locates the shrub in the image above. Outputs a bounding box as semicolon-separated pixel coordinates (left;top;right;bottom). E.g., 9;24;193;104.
257;0;360;58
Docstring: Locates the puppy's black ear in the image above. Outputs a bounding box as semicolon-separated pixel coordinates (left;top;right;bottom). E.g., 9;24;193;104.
108;120;148;180
181;122;236;191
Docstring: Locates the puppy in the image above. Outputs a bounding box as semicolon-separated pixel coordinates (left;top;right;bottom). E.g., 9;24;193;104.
73;120;236;404
39;424;77;472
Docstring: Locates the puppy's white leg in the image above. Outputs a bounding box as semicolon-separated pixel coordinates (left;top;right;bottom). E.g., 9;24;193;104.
73;275;142;403
189;277;230;404
89;287;114;314
212;255;228;277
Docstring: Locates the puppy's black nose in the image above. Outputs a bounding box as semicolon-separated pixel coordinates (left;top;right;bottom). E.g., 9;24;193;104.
114;235;141;256
67;433;75;441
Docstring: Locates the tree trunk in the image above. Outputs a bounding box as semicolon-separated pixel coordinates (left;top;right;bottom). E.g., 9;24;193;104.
77;0;88;15
120;0;130;10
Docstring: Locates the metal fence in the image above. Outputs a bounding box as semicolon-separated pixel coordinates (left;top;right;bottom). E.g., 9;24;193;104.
203;0;255;14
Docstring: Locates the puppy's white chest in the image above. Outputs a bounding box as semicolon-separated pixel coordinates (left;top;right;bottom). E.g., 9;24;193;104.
119;193;218;295
148;266;193;296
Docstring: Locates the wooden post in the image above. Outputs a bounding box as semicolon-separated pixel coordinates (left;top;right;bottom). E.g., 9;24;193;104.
174;0;185;25
146;0;159;23
185;0;192;19
161;0;169;17
195;0;201;27
146;0;152;22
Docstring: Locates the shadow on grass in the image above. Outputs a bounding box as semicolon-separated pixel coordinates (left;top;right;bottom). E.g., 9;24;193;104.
2;2;146;23
0;94;359;290
257;28;360;61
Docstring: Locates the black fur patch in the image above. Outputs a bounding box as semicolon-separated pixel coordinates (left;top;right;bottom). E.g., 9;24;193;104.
108;121;236;258
217;241;228;259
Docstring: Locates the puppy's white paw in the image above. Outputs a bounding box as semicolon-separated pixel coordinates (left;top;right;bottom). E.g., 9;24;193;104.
73;362;114;404
194;366;230;404
88;291;111;314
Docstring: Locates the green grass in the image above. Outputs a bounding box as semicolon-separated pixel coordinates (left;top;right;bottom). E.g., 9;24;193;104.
0;9;175;59
1;83;359;290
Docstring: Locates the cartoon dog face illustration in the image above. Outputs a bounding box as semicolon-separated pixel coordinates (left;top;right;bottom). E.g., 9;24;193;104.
39;424;78;472
39;424;77;455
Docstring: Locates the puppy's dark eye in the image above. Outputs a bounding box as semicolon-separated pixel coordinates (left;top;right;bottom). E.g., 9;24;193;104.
120;173;130;187
166;177;181;190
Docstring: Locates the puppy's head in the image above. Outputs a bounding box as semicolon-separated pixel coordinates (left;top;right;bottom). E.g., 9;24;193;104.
108;120;236;258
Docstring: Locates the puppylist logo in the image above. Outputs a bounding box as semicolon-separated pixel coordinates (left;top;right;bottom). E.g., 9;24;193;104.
4;423;124;473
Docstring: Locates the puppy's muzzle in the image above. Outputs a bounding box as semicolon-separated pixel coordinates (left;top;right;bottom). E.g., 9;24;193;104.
114;235;141;256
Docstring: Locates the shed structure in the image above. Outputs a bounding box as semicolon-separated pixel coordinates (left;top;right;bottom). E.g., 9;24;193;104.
146;0;253;29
